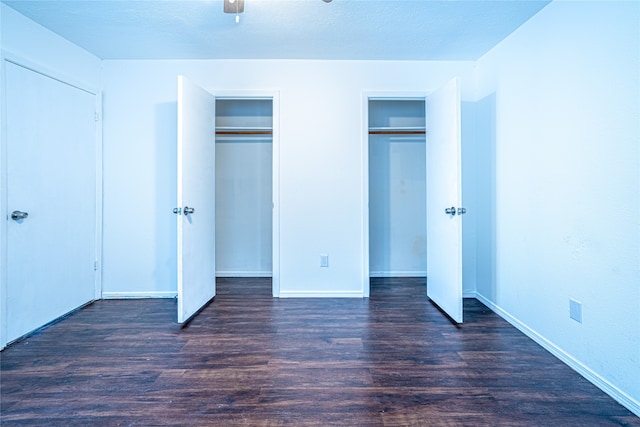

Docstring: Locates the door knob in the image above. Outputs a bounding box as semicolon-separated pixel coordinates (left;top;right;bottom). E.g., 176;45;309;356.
183;206;195;215
445;207;456;215
11;210;29;221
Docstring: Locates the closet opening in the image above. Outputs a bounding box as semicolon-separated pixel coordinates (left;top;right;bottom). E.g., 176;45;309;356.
215;98;273;293
367;98;427;292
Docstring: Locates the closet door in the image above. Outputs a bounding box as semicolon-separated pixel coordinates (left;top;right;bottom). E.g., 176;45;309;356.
176;76;216;324
426;78;463;323
4;61;97;343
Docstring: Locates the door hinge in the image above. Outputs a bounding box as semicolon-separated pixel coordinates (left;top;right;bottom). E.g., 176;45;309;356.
93;260;98;271
94;112;100;122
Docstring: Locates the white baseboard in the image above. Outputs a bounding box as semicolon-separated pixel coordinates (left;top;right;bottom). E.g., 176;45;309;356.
102;291;177;299
369;271;427;278
278;290;365;298
216;271;272;278
463;290;477;298
474;292;640;418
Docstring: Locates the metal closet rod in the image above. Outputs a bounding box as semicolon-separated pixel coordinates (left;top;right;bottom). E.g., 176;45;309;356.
368;130;426;135
215;130;273;135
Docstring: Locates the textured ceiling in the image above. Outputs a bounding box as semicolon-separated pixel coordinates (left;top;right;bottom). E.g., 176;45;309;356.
2;0;551;60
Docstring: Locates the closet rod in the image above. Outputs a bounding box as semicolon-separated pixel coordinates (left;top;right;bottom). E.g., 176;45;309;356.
368;130;426;135
215;130;273;135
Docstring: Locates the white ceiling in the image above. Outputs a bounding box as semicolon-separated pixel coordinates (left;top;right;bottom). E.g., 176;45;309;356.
2;0;551;60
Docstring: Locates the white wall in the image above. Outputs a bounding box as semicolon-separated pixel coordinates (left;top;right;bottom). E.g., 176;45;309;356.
475;0;640;413
101;60;477;297
0;4;101;90
369;134;426;276
215;138;273;277
0;4;102;348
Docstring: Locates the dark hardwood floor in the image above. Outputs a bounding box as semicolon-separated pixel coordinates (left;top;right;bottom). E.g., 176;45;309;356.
1;277;638;426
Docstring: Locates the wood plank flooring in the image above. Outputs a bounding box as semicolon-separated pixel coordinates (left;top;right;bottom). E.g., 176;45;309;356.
1;277;638;426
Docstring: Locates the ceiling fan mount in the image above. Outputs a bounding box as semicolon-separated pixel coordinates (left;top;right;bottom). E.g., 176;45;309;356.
224;0;244;14
224;0;332;17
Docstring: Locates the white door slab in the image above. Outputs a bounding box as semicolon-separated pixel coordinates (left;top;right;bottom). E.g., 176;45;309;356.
426;78;463;323
176;75;217;324
5;61;97;343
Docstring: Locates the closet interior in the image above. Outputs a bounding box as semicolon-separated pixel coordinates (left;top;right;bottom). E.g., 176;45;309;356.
368;99;427;278
215;98;273;277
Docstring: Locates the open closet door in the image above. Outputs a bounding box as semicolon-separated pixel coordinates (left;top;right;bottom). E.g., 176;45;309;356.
176;75;216;324
426;77;463;323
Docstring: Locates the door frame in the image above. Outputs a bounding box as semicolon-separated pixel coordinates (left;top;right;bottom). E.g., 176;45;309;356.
0;51;103;349
361;91;427;298
213;91;281;297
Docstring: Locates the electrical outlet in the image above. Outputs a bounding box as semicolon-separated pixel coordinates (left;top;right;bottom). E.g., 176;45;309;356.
569;298;582;323
320;254;329;267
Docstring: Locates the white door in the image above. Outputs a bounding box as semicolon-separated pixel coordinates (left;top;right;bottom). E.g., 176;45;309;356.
426;78;463;323
176;75;217;324
4;61;97;343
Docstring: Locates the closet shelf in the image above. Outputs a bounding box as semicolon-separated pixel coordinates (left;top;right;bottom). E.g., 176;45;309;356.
216;126;273;135
368;126;426;135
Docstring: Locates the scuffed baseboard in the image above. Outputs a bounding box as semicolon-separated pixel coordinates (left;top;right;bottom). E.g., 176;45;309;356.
369;271;427;277
216;271;272;277
102;291;177;299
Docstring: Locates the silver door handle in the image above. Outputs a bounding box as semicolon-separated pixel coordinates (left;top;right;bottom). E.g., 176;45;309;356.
457;207;466;215
11;210;29;221
183;206;195;215
445;207;456;215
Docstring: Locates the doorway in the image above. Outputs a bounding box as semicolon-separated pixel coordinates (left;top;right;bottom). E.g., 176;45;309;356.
367;98;427;282
176;78;280;323
215;98;274;287
362;79;464;323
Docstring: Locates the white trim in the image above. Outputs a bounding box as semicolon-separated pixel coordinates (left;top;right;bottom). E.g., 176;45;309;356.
278;291;365;298
475;292;640;418
271;92;281;298
102;291;177;299
216;271;272;278
1;50;100;96
463;290;477;298
366;92;429;101
360;93;370;298
94;90;103;301
0;52;8;349
369;271;427;278
210;90;278;100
